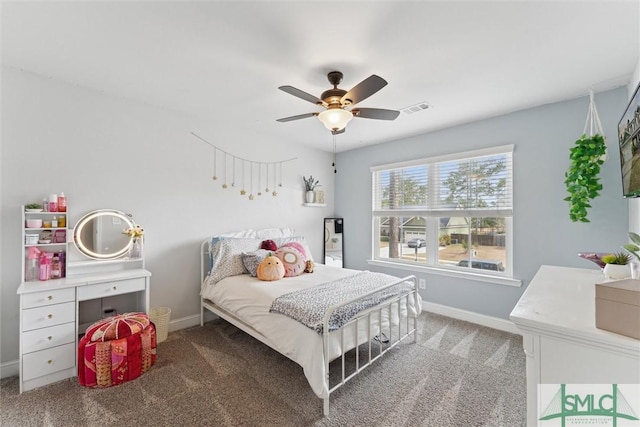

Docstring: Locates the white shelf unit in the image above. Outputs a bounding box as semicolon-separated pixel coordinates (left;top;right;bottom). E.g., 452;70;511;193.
21;206;70;284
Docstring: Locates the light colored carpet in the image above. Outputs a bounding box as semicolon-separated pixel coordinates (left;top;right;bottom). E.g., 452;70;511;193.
1;312;526;426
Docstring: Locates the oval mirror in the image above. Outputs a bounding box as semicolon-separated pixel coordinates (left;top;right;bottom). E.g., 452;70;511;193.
74;209;136;260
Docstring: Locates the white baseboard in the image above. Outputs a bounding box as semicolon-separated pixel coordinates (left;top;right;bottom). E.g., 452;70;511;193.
422;300;520;335
1;359;19;379
167;311;218;333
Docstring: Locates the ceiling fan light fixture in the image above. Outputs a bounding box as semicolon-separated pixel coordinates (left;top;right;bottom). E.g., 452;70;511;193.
318;108;353;131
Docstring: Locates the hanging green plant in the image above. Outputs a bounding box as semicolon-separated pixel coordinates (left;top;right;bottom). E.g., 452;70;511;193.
563;133;607;222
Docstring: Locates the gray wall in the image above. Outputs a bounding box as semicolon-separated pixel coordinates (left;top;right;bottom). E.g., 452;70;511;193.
1;67;335;366
335;87;630;319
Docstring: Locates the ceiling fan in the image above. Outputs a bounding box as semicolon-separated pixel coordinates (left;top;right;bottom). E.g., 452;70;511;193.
276;71;400;135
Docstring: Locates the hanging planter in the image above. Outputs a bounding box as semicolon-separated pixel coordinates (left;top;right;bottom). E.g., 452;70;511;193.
564;90;607;223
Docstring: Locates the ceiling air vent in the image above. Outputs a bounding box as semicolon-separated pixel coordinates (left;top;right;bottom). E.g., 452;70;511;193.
401;102;431;115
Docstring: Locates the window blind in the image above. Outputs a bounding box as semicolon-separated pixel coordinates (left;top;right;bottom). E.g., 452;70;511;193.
372;146;513;217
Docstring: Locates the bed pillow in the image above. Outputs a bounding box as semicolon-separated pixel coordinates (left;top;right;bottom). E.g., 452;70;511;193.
255;227;296;239
241;249;270;277
275;246;306;277
273;236;313;261
208;238;262;284
208;229;257;269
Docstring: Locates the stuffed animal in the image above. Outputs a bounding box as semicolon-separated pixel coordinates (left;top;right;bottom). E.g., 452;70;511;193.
275;247;306;277
257;253;285;281
304;259;315;273
260;239;278;252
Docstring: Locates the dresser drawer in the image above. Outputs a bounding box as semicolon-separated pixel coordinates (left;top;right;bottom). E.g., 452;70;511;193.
22;288;75;309
22;302;75;332
77;277;145;301
22;342;75;381
22;322;75;354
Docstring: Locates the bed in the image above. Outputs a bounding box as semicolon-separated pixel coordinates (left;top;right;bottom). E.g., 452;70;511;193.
199;230;422;416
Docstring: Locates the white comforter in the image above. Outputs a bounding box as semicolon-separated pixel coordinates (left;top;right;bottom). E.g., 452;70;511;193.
200;264;422;398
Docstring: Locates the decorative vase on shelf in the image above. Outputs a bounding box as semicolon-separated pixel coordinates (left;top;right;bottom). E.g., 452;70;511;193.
129;237;143;259
305;190;315;203
603;263;630;280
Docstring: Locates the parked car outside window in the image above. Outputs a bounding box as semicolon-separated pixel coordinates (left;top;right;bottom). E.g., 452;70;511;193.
457;259;505;272
407;238;426;248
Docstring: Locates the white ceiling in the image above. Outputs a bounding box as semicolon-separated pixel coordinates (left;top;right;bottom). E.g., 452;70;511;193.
2;1;639;152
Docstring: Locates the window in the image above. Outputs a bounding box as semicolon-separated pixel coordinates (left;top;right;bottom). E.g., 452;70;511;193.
371;145;513;277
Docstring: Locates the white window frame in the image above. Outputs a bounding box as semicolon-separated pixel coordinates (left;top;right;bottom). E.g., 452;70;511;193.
369;145;520;287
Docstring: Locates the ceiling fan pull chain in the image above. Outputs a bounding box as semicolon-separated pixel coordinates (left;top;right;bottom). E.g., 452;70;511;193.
333;134;337;173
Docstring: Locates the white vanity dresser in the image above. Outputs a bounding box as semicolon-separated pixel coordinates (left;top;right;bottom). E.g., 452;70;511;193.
510;265;640;426
17;208;150;393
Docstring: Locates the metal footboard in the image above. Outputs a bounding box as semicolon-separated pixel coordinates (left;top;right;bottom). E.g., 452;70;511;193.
321;275;418;416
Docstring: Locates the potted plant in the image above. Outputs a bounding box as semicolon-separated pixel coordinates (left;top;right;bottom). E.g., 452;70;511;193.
601;252;632;280
622;232;640;278
564;134;607;222
25;203;43;212
622;232;640;261
303;176;319;203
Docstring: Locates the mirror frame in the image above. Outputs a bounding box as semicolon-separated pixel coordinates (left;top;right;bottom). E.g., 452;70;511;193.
323;217;344;268
74;209;136;260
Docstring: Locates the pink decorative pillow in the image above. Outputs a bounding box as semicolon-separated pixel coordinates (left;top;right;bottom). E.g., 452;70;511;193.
275;246;306;277
280;241;306;259
261;239;278;251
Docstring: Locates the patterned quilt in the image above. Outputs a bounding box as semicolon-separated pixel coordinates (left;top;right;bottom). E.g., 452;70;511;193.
269;271;413;334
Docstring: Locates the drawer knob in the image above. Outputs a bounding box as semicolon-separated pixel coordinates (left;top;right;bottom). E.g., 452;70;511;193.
113;286;117;290
47;336;52;341
47;360;52;364
47;314;53;319
47;295;53;300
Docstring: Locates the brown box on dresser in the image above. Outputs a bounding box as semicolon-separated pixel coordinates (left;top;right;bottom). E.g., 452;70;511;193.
595;278;640;340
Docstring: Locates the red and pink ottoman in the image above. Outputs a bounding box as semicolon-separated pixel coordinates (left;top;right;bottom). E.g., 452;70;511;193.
78;312;156;387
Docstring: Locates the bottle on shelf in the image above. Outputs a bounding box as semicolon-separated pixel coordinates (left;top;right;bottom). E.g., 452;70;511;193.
51;216;58;228
25;247;41;282
48;194;57;213
39;252;50;281
58;215;66;228
51;255;61;279
58;250;66;278
42;197;48;212
57;192;67;213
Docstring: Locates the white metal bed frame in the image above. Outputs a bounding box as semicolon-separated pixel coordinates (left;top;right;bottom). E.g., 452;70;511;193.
199;240;419;416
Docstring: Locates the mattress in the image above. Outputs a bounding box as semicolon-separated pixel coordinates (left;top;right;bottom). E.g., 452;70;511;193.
201;264;421;398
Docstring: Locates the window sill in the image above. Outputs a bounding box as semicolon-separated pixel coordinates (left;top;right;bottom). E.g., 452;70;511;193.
367;259;522;287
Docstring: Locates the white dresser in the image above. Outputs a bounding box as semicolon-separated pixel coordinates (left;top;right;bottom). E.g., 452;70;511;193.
17;268;150;393
510;265;640;426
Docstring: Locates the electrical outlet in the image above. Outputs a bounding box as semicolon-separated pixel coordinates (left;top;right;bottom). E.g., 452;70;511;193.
419;279;426;289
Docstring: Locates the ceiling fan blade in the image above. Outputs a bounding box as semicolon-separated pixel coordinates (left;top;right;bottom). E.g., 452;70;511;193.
276;112;318;122
278;86;323;105
352;108;400;120
341;75;387;105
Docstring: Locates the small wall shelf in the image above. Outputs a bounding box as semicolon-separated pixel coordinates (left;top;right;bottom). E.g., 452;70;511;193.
303;203;327;207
